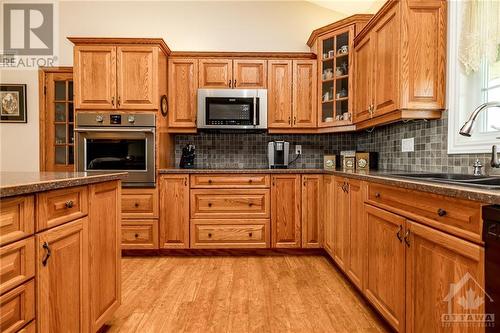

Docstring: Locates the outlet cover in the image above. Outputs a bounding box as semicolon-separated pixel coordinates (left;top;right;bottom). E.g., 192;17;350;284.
295;145;302;155
402;138;415;152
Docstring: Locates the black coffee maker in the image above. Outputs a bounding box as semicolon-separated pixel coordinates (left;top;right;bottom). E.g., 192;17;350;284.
180;144;196;169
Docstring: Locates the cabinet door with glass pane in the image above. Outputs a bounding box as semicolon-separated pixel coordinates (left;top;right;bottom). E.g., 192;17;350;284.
41;70;75;171
318;26;354;127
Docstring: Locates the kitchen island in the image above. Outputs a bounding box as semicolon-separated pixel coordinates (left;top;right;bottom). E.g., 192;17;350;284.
0;171;126;333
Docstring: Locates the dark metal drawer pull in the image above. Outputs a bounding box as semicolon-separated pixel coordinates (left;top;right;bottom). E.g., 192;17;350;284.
375;192;381;198
65;200;74;208
42;242;51;266
437;208;447;217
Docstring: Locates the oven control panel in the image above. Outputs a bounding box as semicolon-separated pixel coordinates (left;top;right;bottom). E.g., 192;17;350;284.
76;113;155;127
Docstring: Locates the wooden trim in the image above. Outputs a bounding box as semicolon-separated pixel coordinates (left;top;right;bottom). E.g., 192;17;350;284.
354;0;399;46
67;37;171;55
170;51;317;59
306;14;374;46
122;248;326;256
354;109;443;130
267;125;357;134
38;66;73;73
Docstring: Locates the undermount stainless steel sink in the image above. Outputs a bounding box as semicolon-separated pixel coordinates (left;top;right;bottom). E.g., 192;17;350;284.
390;173;500;189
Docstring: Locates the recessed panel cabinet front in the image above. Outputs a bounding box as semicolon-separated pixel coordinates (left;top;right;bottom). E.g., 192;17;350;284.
405;221;484;333
333;177;349;270
364;204;405;332
116;46;158;109
159;175;190;248
323;175;335;255
88;181;121;332
37;218;89;333
74;45;116;109
271;175;301;248
199;59;233;88
233;59;267;88
292;60;317;128
301;175;322;248
168;58;198;129
267;60;293;128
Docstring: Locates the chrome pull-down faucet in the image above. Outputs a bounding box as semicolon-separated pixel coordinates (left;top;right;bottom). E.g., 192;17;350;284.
459;102;500;171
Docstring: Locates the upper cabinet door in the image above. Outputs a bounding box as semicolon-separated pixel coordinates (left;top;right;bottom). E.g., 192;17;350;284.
74;45;116;109
267;60;292;129
168;58;198;129
292;60;317;128
372;4;400;117
199;59;233;88
116;46;158;109
233;60;267;88
353;34;373;123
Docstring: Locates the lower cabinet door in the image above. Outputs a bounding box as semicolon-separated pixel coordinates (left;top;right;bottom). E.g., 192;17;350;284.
37;217;89;333
301;175;322;248
364;204;406;332
333;177;349;270
159;175;190;249
89;181;121;332
323;175;335;255
271;175;301;248
405;220;485;333
345;179;365;290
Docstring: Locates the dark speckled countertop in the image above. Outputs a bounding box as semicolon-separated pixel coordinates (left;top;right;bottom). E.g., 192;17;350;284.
0;172;128;198
158;168;500;205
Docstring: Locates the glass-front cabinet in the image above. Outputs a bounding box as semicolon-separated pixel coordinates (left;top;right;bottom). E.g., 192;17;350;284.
318;26;354;127
41;69;75;171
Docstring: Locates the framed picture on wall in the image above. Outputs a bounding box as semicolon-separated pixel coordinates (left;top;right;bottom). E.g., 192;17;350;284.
0;84;27;123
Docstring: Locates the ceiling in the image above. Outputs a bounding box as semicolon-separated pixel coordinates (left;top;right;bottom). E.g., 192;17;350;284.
308;0;385;16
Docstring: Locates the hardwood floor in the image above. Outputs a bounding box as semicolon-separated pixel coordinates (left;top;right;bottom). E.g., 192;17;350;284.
104;255;388;333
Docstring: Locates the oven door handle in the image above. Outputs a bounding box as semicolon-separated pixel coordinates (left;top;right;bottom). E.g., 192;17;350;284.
253;97;257;126
74;128;155;133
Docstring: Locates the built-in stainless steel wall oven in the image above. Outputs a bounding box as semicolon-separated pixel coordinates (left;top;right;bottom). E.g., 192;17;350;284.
75;112;155;187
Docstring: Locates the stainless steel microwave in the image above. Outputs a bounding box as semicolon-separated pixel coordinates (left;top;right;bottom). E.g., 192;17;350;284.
197;89;267;130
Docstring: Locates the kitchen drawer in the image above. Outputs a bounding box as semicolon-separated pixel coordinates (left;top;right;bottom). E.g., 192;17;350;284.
0;237;35;295
18;320;35;333
190;174;270;188
0;196;34;246
37;186;88;231
190;219;270;248
190;189;270;219
366;182;482;243
121;220;159;249
122;188;158;218
0;279;35;333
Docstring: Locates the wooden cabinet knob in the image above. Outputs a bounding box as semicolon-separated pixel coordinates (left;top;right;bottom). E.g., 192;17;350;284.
65;200;74;209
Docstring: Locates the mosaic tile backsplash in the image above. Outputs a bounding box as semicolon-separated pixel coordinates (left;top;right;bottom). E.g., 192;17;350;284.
174;111;494;173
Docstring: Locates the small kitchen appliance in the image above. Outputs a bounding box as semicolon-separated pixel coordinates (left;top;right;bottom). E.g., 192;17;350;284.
180;144;196;169
268;141;290;169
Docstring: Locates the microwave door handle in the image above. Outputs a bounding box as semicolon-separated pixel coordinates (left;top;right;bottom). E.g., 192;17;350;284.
253;97;257;126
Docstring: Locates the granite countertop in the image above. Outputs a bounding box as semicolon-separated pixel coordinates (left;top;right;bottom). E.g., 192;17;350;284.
0;172;128;198
158;168;500;205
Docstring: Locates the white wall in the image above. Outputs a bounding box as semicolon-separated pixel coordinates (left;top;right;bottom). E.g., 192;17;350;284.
1;0;351;171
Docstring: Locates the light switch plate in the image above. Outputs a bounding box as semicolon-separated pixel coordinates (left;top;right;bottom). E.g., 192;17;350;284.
295;145;302;155
402;138;415;152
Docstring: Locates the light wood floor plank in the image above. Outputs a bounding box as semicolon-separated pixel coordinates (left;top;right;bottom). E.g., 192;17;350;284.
103;255;388;333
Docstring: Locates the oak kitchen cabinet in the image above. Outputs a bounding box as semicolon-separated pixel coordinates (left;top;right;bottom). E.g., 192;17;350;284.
168;58;198;130
70;38;169;110
159;175;190;249
199;59;267;89
324;175;486;333
0;179;121;333
271;174;301;248
353;0;447;129
301;175;322;248
267;60;317;130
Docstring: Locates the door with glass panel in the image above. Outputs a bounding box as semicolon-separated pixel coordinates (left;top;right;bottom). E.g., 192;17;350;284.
40;68;75;171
